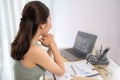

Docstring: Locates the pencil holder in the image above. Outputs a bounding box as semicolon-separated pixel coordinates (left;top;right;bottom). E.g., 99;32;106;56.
86;51;110;65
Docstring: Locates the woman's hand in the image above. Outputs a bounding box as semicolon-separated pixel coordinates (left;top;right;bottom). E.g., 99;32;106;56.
39;34;56;47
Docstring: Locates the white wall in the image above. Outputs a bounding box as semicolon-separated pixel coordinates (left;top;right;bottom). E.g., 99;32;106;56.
53;0;120;65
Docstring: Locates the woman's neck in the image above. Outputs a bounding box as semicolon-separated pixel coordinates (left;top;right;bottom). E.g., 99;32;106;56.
32;32;41;43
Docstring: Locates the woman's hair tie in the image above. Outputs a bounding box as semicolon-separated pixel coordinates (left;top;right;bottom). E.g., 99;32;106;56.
20;16;34;22
20;17;25;21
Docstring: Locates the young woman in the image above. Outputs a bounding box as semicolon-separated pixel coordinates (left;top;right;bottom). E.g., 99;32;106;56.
11;1;65;80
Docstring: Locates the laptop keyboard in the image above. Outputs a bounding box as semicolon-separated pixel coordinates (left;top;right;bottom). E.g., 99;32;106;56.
66;49;76;54
65;48;86;58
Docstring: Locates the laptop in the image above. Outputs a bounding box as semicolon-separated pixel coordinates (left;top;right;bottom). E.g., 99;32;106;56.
60;31;97;61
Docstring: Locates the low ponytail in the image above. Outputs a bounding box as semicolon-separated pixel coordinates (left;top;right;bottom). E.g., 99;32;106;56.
11;19;37;60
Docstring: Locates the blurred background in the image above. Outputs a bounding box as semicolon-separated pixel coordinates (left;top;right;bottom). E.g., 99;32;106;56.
0;0;120;80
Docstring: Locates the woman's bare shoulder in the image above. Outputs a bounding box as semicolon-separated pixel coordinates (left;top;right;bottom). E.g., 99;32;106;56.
27;44;50;64
29;44;44;54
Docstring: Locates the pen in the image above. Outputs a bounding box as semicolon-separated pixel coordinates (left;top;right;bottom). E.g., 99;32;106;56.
99;47;110;61
100;45;102;54
86;73;100;77
71;65;77;74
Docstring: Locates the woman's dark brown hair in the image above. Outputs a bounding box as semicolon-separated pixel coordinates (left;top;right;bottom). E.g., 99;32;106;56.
11;1;49;60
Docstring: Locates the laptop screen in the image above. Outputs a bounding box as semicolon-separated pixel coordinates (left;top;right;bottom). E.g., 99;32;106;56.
73;31;97;54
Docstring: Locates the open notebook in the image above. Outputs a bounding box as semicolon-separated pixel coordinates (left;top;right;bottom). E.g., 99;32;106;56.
54;59;103;80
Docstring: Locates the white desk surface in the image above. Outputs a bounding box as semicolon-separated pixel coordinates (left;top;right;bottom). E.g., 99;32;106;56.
44;48;120;80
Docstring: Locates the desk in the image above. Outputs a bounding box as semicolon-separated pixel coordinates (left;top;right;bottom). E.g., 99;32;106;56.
44;56;120;80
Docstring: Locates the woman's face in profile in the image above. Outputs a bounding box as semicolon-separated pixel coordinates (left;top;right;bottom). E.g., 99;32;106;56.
42;16;52;35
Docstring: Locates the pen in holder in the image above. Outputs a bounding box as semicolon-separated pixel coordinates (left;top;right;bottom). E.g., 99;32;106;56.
86;47;110;65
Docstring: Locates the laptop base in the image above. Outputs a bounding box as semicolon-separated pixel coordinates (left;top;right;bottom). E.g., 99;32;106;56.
60;49;86;61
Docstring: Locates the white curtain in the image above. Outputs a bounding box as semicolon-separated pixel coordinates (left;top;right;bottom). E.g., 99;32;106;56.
0;0;54;80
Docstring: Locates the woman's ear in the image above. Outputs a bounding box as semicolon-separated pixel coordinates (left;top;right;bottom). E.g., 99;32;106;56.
39;23;46;29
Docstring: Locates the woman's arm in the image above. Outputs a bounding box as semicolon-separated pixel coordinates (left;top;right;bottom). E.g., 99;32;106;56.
50;43;64;71
29;45;65;76
47;48;52;56
30;34;65;76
